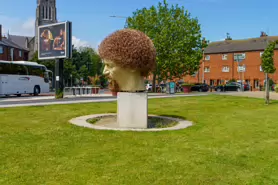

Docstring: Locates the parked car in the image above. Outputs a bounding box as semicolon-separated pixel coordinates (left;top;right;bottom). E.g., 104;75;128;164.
146;84;152;91
190;83;209;92
215;82;249;92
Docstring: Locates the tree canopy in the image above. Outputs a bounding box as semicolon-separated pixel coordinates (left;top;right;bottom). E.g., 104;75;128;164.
261;40;278;74
125;0;207;85
30;45;106;86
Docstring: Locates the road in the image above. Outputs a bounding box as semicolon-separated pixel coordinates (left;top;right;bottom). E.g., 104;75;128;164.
0;93;210;108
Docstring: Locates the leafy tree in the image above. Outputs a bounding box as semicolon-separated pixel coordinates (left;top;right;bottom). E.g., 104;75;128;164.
64;59;78;86
125;0;205;91
30;45;104;87
261;40;278;104
79;65;89;83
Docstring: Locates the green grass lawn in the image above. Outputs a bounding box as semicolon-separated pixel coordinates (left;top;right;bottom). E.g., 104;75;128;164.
1;95;278;185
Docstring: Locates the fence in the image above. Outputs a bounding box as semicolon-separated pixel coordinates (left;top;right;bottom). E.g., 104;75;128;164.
63;86;101;97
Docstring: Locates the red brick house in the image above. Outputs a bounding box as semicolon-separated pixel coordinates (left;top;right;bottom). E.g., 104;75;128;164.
183;32;278;90
0;24;29;61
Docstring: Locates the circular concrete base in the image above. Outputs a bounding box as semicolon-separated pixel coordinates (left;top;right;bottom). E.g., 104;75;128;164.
69;113;193;132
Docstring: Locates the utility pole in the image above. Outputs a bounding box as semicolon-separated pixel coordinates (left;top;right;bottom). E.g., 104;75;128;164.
202;50;205;83
202;38;206;84
265;30;270;104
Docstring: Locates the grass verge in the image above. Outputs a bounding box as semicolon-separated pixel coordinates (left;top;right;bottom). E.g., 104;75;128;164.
1;95;278;184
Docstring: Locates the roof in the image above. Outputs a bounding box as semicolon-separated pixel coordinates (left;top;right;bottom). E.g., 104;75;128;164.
7;35;34;51
204;36;278;54
0;38;29;51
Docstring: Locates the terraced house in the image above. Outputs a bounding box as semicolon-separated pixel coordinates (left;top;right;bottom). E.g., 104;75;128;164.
0;25;29;61
184;32;278;90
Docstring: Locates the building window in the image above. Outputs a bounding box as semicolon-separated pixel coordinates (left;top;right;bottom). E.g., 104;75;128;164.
19;50;22;57
222;54;228;60
234;53;246;61
0;46;3;54
46;7;48;19
260;52;264;57
10;48;14;61
204;67;210;73
205;55;210;61
222;66;230;72
260;65;263;72
42;6;44;19
237;65;246;72
49;7;52;19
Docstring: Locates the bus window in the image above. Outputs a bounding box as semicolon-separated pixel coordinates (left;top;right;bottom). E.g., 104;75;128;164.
0;63;11;74
28;65;44;77
11;64;28;75
44;71;49;83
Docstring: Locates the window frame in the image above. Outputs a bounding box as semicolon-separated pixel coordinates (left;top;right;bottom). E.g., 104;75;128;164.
204;67;210;73
222;66;230;72
205;55;210;61
222;54;228;60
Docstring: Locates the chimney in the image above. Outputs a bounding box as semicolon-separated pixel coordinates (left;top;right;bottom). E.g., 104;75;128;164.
225;32;232;40
0;24;2;41
260;31;268;37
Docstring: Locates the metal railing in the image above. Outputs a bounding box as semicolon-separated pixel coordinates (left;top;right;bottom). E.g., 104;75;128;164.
63;86;101;97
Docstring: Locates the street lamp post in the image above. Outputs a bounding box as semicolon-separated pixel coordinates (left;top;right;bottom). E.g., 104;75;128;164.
109;15;128;27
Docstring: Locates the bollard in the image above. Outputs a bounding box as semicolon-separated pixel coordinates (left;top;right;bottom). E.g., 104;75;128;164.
72;87;76;95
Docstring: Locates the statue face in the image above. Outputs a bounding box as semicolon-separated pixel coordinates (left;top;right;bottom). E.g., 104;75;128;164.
103;60;122;80
103;59;146;92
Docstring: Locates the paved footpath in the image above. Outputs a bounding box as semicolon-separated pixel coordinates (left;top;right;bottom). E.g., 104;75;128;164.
0;93;210;108
221;91;278;100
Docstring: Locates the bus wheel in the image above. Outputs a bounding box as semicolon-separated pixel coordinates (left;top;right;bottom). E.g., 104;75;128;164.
16;94;21;97
34;86;40;96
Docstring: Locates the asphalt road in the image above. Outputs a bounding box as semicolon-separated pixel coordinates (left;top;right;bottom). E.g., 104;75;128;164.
0;93;210;108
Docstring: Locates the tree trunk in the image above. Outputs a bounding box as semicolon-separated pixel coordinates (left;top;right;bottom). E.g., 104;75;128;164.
152;73;156;92
265;73;270;105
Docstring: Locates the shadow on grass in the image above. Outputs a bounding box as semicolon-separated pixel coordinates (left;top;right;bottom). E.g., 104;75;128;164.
158;114;187;120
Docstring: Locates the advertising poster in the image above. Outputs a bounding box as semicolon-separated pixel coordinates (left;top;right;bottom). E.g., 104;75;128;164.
38;21;72;60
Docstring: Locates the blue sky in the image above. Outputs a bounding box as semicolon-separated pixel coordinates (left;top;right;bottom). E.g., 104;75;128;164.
0;0;277;49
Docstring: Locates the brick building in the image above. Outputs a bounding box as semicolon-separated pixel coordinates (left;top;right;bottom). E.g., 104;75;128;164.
0;0;57;61
183;33;278;90
0;25;29;61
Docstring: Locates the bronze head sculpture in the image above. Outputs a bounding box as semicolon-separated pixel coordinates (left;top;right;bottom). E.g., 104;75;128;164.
98;29;156;92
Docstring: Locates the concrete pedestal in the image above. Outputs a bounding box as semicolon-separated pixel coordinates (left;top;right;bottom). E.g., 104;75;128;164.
117;92;148;128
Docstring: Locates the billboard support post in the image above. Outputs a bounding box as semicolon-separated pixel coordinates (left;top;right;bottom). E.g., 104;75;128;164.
55;59;64;98
38;21;72;99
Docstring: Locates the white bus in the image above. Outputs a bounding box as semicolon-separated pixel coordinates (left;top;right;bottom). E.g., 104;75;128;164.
0;60;52;97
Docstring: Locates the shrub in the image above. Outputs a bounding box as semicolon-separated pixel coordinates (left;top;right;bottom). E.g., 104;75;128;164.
275;84;278;93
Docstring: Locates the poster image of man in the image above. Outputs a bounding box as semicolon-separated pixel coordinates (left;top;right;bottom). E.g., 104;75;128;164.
53;29;65;51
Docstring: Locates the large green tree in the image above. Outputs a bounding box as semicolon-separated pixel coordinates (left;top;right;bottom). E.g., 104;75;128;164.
261;40;278;104
125;0;206;91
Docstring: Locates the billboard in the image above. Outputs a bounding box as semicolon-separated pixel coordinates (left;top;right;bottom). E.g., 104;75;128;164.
38;21;72;60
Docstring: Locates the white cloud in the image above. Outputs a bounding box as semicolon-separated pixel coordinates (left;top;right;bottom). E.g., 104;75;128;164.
72;36;90;48
0;15;90;49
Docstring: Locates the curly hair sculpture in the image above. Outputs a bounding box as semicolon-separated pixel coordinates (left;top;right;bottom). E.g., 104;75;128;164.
98;29;156;76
